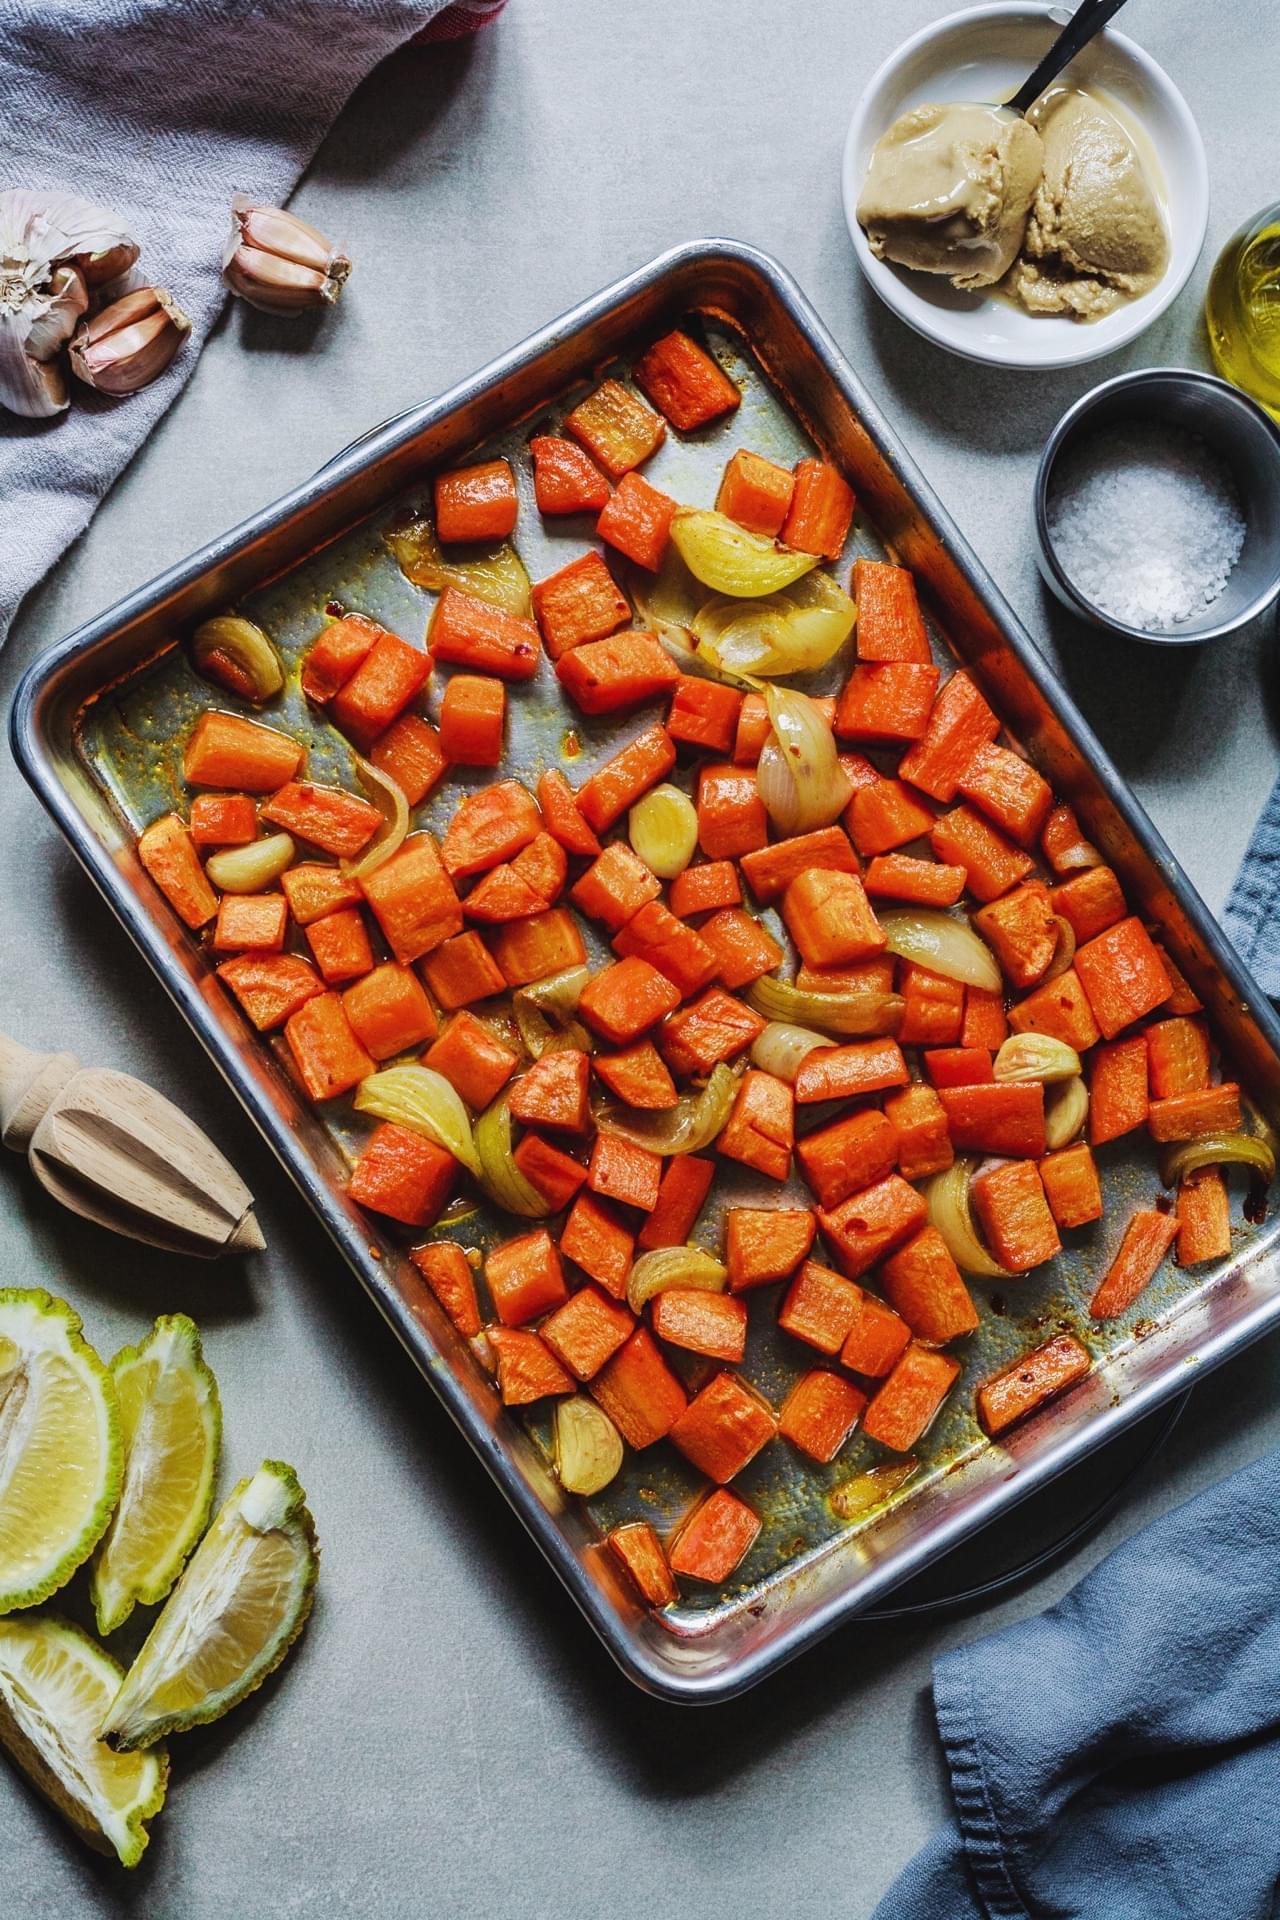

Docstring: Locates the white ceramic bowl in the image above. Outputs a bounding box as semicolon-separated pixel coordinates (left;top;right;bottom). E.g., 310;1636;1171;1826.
841;3;1209;370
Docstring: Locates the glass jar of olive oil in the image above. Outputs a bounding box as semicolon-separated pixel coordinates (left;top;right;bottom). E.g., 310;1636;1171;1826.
1205;205;1280;421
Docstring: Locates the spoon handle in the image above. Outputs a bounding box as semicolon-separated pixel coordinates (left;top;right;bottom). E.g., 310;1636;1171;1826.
1006;0;1132;117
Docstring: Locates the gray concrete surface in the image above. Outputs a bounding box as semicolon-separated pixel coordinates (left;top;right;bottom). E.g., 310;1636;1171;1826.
3;2;1278;1915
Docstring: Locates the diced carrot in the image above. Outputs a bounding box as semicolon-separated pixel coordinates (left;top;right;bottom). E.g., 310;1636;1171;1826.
420;930;505;1010
1041;804;1101;875
796;1107;898;1210
305;907;374;985
1008;969;1101;1053
1148;1084;1241;1142
717;1069;794;1180
529;434;611;515
410;1241;481;1338
667;676;743;754
698;907;783;989
217;952;324;1032
485;1227;568;1326
423;1011;518;1111
668;860;741;919
797;955;895;996
779;1371;866;1463
614;901;718;997
593;1040;678;1111
819;1174;928;1280
509;1049;591;1134
970;1162;1061;1273
637;1156;714;1251
577;723;677;834
183;712;304;793
962;985;1008;1049
606;1522;676;1607
579;957;681;1046
794;1036;908;1104
557;629;680;715
260;781;382;859
212;892;287;954
781;457;854;560
532;550;630;660
349;1121;455;1227
976;1332;1092;1438
852;557;931;663
541;1286;634;1380
434;458;518;543
669;1487;761;1582
898;672;1001;802
487;1327;575;1406
659;988;763;1076
783;869;884;969
300;612;380;704
565;378;665;479
511;1132;587;1210
1074;918;1172;1040
881;1225;980;1342
1176;1168;1231;1266
368;712;448;806
884;1082;953;1182
974;884;1058;990
738;827;859;904
725;1206;816;1291
1089;1035;1149;1145
1146;1016;1210;1098
569;842;658;931
847;777;935;858
929;805;1031;904
937;1083;1046;1157
328;629;432;750
634;329;740;431
138;814;220;928
342;963;438;1061
898;964;965;1047
489;906;586;986
862;1343;960;1452
778;1258;861;1354
670;1372;776;1483
716;448;794;537
1050;866;1127;944
439;675;505;767
189;793;256;848
536;769;601;857
840;1290;912;1377
924;1046;993;1088
463;864;550;927
1152;940;1203;1015
360;834;462;963
595;472;678;570
956;743;1052;848
441;781;540;879
1039;1142;1104;1230
696;762;769;860
427;586;541;681
865;853;966;908
561;1191;636;1299
1089;1209;1179;1319
652;1287;747;1363
588;1134;662;1212
590;1327;687;1447
835;662;939;743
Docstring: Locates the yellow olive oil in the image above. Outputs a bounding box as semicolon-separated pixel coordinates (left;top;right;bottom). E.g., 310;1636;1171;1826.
1205;207;1280;420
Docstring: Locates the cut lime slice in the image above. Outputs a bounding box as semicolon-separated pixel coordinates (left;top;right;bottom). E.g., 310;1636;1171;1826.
0;1614;167;1866
0;1290;121;1615
90;1315;222;1637
102;1460;318;1751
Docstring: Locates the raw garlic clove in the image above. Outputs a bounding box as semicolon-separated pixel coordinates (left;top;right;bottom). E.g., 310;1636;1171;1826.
69;286;191;395
25;265;88;361
0;316;69;416
223;197;351;315
0;190;139;416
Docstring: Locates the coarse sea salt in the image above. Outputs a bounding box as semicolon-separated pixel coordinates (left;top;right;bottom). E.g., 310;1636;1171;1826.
1046;421;1246;631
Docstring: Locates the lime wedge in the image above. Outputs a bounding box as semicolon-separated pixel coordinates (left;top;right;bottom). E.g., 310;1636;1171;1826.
0;1290;121;1615
90;1315;222;1637
0;1614;167;1866
102;1460;317;1751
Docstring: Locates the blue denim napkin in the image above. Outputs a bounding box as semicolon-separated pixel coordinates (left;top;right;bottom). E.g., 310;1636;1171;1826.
872;1447;1280;1920
1225;803;1280;1000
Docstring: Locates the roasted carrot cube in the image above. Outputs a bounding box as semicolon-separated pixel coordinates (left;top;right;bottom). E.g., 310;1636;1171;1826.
421;930;506;1010
738;827;860;905
614;901;718;997
865;854;966;908
852;557;931;663
593;1042;678;1111
607;1522;677;1607
793;1036;908;1105
898;964;965;1047
659;989;765;1077
1041;804;1102;875
652;1288;747;1363
570;842;659;931
460;852;547;926
300;612;380;704
217;952;323;1032
485;1228;568;1327
588;1134;662;1212
487;1327;574;1406
349;1122;455;1227
529;434;611;515
595;472;678;570
1152;940;1203;1015
669;1487;760;1583
365;712;447;807
1008;969;1101;1053
441;781;540;880
1039;1143;1103;1230
138;814;219;929
305;906;374;985
509;1049;591;1134
1175;1168;1231;1267
778;1371;867;1464
840;1290;912;1378
970;1162;1061;1274
716;1069;794;1180
1074;917;1172;1040
1089;1209;1179;1319
669;1372;776;1483
962;985;1008;1050
439;675;505;768
633;329;740;431
956;743;1052;848
182;711;303;792
278;864;360;930
410;1241;481;1338
836;662;940;743
796;955;896;996
696;762;768;861
434;458;518;543
511;1132;587;1211
778;1259;862;1355
923;1046;993;1089
536;769;601;858
697;909;783;995
190;792;257;848
342;963;437;1061
1146;1016;1210;1099
579;957;681;1046
532;550;630;659
1148;1083;1241;1142
1089;1035;1149;1145
725;1206;816;1292
260;780;382;859
558;630;681;716
781;457;854;560
637;1156;714;1250
490;906;586;986
329;629;432;750
937;1083;1045;1158
667;676;743;754
796;1107;898;1211
716;448;794;537
880;1226;979;1342
541;1286;634;1381
974;884;1058;990
427;586;542;682
783;869;884;969
898;670;1000;802
863;1343;959;1452
361;835;463;964
590;1327;687;1447
976;1332;1092;1438
884;1082;953;1182
930;804;1033;904
1049;866;1127;945
565;378;665;479
561;1192;636;1299
423;1011;518;1111
847;776;935;858
577;723;677;834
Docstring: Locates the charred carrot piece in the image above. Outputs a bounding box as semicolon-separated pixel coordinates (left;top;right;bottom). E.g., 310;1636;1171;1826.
636;1156;714;1251
217;952;323;1032
328;629;432;750
595;472;678;571
348;1121;455;1227
576;723;677;835
1008;969;1101;1054
487;1327;575;1406
485;1227;569;1327
1049;865;1128;943
669;1487;761;1583
593;1041;678;1111
564;378;665;479
1089;1209;1180;1319
537;769;601;857
1041;803;1101;875
796;1108;898;1211
716;1069;794;1181
561;1191;636;1299
852;557;931;663
590;1327;687;1447
836;662;940;743
1148;1084;1241;1142
260;780;382;859
541;1285;634;1381
862;1343;960;1452
970;1162;1061;1273
423;1010;519;1111
368;712;448;805
976;1332;1092;1438
427;586;541;681
529;434;611;515
182;712;303;793
138;814;219;928
557;629;681;715
189;792;256;848
667;676;743;755
716;448;795;537
651;1287;747;1363
305;907;374;986
781;457;854;560
669;1373;776;1483
342;963;438;1061
1175;1168;1231;1267
439;675;505;767
1146;1016;1211;1099
955;743;1053;848
792;1036;908;1104
779;1371;867;1464
489;906;586;986
532;550;630;659
778;1259;862;1355
819;1175;928;1280
1089;1035;1149;1145
1039;1142;1103;1230
725;1206;816;1291
738;827;859;905
1074;918;1172;1039
300;612;380;704
433;458;518;544
696;762;768;861
898;671;1000;802
410;1241;481;1339
212;893;288;955
782;868;885;968
607;1522;677;1607
938;1083;1045;1158
668;860;741;919
884;1082;953;1182
633;329;740;431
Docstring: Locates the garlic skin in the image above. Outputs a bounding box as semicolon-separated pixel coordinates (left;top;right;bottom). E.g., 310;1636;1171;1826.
0;189;139;417
69;286;191;395
223;197;351;315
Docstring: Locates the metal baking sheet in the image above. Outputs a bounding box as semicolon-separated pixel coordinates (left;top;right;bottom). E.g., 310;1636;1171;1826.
12;242;1280;1702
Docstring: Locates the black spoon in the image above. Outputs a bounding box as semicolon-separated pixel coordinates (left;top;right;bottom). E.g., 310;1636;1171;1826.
1005;0;1132;117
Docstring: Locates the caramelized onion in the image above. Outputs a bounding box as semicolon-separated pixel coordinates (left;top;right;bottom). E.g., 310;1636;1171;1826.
746;975;904;1037
924;1157;1011;1278
878;909;1002;992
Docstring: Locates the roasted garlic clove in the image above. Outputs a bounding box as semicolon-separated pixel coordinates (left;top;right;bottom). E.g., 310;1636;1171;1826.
222;197;351;315
190;615;285;705
69;286;191;395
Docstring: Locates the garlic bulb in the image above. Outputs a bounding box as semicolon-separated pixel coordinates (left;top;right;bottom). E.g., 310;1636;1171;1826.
0;190;139;417
223;198;351;315
70;286;190;395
